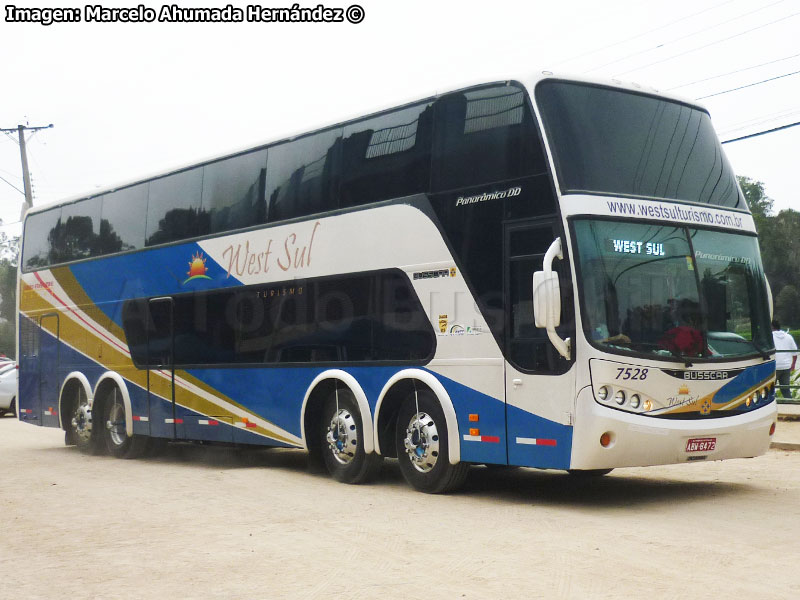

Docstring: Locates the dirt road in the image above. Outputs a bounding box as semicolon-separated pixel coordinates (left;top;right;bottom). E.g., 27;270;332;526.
1;416;799;599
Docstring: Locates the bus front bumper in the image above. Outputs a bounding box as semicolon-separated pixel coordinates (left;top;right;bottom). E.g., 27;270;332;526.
569;387;777;470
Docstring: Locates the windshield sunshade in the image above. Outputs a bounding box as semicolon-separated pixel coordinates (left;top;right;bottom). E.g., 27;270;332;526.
574;219;771;361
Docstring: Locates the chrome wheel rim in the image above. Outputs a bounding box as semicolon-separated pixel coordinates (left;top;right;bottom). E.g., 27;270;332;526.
326;408;358;465
71;401;92;445
403;412;440;473
106;400;126;447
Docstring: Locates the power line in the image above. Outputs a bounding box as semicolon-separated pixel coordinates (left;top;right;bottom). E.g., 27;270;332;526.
585;0;787;75
0;175;24;196
721;120;800;144
614;10;800;77
667;51;800;90
553;0;737;67
720;106;800;135
696;69;800;99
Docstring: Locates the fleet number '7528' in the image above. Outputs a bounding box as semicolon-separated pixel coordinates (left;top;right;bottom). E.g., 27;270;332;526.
615;367;648;381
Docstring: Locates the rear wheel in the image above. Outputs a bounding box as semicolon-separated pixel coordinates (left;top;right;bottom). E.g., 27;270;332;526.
69;386;103;455
320;387;381;484
395;391;469;494
102;388;149;459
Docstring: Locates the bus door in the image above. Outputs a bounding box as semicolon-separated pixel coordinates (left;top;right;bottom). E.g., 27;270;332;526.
38;313;60;428
503;220;575;468
147;298;182;439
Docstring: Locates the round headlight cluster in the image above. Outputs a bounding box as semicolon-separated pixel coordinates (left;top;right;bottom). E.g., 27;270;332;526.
596;386;647;412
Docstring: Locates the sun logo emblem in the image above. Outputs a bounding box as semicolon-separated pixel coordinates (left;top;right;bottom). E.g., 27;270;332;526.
700;400;711;415
184;251;211;284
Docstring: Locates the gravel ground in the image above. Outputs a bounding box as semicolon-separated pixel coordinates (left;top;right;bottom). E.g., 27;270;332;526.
1;416;799;599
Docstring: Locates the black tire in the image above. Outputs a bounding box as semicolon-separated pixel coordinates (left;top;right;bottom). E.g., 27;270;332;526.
320;387;381;484
65;429;77;446
567;468;614;477
102;389;149;459
395;391;469;494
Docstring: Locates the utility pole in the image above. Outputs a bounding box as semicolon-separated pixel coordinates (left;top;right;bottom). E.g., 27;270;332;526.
0;123;53;218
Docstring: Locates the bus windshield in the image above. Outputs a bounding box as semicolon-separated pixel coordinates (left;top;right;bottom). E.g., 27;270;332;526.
573;219;772;361
536;81;745;209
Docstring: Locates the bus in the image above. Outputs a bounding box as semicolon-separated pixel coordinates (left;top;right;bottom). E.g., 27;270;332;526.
17;73;777;493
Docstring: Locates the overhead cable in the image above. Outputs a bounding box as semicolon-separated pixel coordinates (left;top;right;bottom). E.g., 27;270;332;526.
613;11;800;77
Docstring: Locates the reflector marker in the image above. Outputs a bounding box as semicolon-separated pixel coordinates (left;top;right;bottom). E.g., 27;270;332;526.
44;408;57;416
164;418;184;424
19;408;31;414
132;416;149;422
463;434;500;443
516;437;557;446
198;419;219;426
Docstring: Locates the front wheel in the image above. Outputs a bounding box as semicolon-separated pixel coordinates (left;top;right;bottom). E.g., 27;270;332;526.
395;391;469;494
320;387;381;484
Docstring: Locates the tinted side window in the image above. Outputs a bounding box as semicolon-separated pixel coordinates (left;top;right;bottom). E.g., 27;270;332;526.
201;149;268;234
340;102;434;207
58;196;102;261
122;270;434;367
22;207;62;271
101;184;148;252
146;167;205;246
432;84;545;192
266;129;342;222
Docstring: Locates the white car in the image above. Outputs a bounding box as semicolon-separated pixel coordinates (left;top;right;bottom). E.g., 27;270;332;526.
0;362;18;417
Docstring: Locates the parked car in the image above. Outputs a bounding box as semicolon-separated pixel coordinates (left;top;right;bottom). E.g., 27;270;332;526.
0;362;18;417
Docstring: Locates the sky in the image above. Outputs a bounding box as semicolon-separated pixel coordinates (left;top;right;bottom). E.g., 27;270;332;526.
1;0;799;240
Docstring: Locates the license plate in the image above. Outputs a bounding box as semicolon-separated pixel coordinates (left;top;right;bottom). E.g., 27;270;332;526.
686;437;716;452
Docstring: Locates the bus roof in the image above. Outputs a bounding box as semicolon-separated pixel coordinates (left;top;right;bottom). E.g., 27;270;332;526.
24;70;707;218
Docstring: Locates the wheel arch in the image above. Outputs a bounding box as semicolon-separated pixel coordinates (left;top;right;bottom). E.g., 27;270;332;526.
301;370;374;454
58;372;93;431
93;372;133;438
375;369;460;464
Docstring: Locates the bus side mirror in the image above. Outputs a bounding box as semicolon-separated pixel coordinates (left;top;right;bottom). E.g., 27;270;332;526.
532;237;571;360
533;271;561;328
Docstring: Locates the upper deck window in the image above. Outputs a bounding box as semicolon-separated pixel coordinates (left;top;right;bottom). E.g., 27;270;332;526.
431;84;546;192
536;81;745;209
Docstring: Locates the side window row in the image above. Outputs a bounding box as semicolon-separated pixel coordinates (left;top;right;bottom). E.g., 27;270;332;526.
121;269;435;367
23;84;546;271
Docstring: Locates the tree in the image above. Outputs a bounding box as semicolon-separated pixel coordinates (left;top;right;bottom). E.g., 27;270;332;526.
739;177;773;217
738;176;800;328
0;226;19;358
776;285;800;328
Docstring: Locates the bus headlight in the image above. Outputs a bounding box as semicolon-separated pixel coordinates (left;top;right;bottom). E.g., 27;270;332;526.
598;386;609;401
630;394;641;409
615;390;626;405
